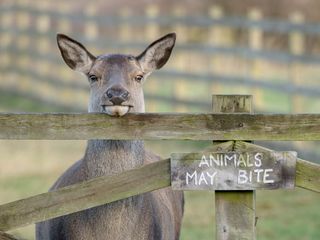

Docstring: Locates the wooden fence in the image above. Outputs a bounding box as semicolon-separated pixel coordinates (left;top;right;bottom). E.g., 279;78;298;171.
0;112;319;140
0;95;319;239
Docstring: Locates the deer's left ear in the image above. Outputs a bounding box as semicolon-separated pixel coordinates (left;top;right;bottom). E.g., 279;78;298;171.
136;33;176;74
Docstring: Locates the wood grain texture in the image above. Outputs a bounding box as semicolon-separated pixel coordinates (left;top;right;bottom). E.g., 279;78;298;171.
0;231;19;240
171;151;297;190
235;141;320;193
0;112;320;140
215;191;256;240
213;95;256;240
0;159;171;231
296;159;320;193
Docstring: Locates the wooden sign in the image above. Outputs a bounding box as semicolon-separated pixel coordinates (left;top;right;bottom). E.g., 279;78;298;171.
171;151;297;190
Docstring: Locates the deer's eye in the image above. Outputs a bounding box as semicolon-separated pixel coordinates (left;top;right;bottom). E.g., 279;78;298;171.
135;75;144;83
89;75;98;83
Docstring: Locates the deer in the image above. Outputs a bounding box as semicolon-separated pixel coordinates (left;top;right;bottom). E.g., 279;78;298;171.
35;33;184;240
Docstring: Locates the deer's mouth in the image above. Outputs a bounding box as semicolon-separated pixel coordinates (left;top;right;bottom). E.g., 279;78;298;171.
101;104;133;117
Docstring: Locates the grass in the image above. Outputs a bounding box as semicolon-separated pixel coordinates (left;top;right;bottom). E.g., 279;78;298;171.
256;190;320;240
0;91;72;113
180;191;215;240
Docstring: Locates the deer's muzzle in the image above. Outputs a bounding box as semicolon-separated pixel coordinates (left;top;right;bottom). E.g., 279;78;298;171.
101;105;133;117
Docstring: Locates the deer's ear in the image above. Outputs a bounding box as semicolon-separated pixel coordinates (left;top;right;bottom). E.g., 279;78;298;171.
56;34;96;73
137;33;176;74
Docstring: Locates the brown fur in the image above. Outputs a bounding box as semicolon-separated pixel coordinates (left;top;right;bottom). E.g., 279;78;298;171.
36;33;184;240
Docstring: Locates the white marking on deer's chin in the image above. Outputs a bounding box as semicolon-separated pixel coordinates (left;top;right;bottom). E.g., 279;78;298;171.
102;105;131;117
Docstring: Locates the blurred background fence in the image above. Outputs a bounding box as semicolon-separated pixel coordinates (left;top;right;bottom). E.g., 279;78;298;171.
1;1;320;239
1;1;320;113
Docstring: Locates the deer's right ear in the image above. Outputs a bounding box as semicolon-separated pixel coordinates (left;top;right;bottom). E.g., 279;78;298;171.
56;34;96;73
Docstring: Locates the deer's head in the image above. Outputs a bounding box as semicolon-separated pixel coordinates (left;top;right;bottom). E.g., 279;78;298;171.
56;33;176;116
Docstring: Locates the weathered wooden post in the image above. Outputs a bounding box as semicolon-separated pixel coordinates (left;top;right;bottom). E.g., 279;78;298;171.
213;95;256;240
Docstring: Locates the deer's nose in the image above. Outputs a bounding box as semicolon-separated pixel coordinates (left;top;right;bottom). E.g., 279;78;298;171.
106;88;130;105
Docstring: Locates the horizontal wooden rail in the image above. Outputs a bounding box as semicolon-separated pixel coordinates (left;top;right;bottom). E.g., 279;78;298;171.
0;231;17;240
0;113;320;140
0;141;319;232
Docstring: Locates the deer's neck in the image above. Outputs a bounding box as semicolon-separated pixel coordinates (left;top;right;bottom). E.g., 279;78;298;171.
84;140;145;178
